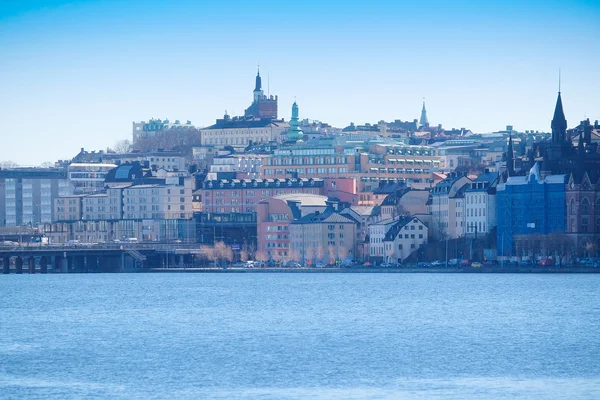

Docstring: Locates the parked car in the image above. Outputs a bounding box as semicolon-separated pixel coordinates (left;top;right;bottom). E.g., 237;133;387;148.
380;262;394;268
459;259;472;267
538;258;555;266
471;262;483;268
416;262;431;268
483;260;498;267
430;260;444;267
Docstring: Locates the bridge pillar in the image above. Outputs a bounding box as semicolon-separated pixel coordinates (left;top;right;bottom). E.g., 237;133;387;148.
2;257;9;274
54;256;63;273
28;256;35;274
63;257;70;273
40;256;48;274
178;254;184;268
74;256;85;272
86;256;98;272
121;252;125;272
15;257;23;274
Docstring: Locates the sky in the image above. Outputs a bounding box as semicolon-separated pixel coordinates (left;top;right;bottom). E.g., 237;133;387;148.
0;0;599;165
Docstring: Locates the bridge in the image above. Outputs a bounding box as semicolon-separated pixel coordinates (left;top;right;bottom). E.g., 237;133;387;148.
0;243;202;274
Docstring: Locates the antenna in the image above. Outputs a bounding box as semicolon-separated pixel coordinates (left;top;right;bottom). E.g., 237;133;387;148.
558;68;561;93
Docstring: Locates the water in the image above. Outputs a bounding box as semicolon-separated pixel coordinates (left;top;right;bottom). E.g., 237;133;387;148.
1;273;599;399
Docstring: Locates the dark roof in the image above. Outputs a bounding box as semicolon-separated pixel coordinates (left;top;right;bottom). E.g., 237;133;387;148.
203;177;324;190
383;216;423;241
105;162;152;183
204;117;284;130
292;207;357;225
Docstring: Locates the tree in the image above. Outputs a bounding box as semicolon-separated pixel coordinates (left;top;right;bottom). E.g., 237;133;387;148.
112;139;133;154
39;161;55;168
547;232;575;265
0;160;18;169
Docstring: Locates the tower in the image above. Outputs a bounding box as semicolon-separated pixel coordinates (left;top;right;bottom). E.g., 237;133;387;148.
253;67;264;102
419;99;429;128
286;101;304;142
551;91;567;143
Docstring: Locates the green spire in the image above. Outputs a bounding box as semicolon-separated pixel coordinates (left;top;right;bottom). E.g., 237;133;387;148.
287;100;304;142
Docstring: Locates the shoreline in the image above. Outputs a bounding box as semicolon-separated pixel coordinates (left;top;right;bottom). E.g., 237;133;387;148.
139;267;600;274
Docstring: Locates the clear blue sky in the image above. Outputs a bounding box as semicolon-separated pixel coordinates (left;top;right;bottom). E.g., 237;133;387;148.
1;0;599;165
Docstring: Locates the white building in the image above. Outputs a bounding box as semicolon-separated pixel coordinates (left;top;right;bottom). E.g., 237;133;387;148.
382;216;428;263
464;171;498;236
368;218;398;261
429;173;471;239
201;114;288;150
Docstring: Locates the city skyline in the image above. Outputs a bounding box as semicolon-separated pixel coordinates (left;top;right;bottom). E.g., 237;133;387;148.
1;0;599;164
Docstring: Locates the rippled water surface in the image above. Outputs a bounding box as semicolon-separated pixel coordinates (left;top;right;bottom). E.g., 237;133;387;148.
1;273;599;399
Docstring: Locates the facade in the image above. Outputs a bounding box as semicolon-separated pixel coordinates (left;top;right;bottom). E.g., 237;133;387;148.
201;178;326;214
68;163;116;194
565;171;600;256
209;154;268;179
200;114;288;149
289;204;358;265
368;218;398;261
0;168;70;227
132;118;195;144
381;216;428;263
496;163;566;258
255;194;329;261
429;173;471;239
464;171;498;236
49;164;194;243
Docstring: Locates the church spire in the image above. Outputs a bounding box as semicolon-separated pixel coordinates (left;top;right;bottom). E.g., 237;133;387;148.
507;132;515;176
419;98;429;127
255;66;262;92
551;79;567;143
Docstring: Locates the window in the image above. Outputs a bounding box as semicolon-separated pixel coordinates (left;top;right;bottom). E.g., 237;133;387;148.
570;198;576;215
582;198;590;215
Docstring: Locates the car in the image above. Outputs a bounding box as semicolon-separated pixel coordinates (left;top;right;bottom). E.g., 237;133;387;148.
380;262;394;268
431;260;444;267
471;262;483;268
315;263;326;268
483;260;498;267
459;259;472;267
538;258;555;266
416;262;431;268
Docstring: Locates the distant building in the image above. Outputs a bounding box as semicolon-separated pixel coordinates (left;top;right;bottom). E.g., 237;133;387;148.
289;201;358;265
428;172;471;239
132;119;195;144
381;216;428;264
496;163;566;258
256;193;330;261
0;168;69;227
200;113;288;150
244;68;278;119
464;171;498;237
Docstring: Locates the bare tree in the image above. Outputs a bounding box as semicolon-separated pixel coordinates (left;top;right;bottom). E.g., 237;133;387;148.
214;241;233;267
547;232;575;265
0;160;19;169
39;161;56;168
112;139;133;154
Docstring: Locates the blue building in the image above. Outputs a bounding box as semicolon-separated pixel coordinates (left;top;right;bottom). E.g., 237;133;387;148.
496;163;566;258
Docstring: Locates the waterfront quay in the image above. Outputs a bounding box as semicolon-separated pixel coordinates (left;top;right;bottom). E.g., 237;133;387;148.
0;243;199;274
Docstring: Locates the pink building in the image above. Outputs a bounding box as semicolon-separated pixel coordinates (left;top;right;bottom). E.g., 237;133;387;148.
255;194;329;261
201;177;358;214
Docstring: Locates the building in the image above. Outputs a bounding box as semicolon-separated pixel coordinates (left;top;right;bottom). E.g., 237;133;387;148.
429;173;471;240
289;202;358;265
0;168;70;227
48;163;194;243
244;69;278;119
368;218;399;262
496;163;566;258
381;216;428;263
68;163;117;194
200;113;288;150
132;118;196;144
208;154;268;179
464;171;498;237
255;193;329;261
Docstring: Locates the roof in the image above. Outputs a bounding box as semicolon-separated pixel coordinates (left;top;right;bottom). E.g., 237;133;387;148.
203;118;287;130
274;193;328;206
292;207;357;225
383;216;424;241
